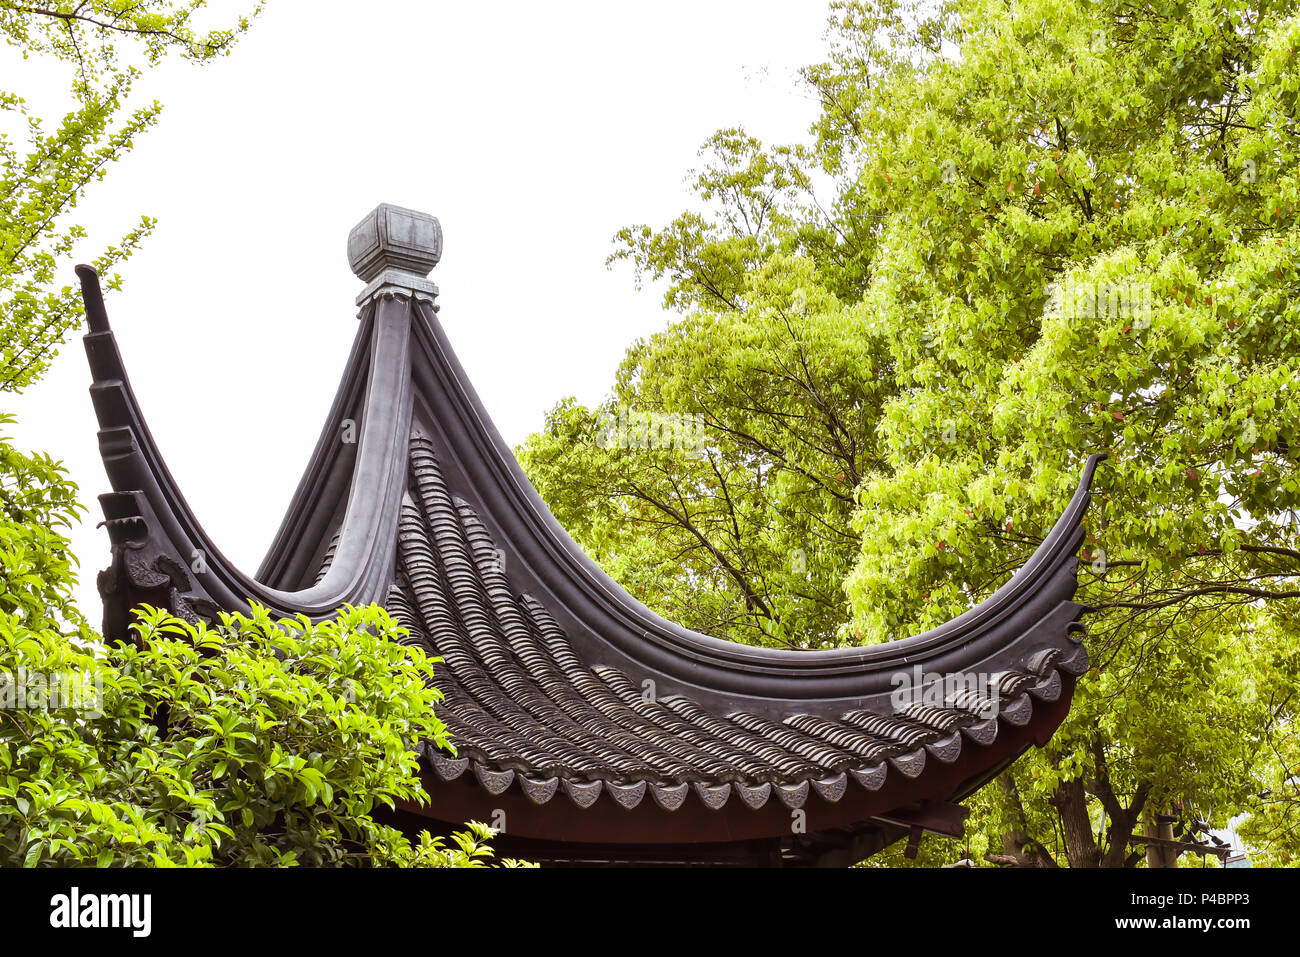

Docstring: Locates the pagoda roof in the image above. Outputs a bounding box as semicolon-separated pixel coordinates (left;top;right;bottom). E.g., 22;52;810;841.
78;203;1102;866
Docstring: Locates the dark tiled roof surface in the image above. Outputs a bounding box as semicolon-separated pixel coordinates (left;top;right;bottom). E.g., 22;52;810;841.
373;436;1086;814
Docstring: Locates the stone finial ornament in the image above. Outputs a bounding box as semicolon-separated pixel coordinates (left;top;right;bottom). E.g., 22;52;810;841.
348;202;442;310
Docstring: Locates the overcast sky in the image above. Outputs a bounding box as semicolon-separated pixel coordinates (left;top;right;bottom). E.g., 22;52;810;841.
7;0;833;618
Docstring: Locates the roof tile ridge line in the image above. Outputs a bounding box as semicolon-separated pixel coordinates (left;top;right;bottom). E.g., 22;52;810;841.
397;460;603;777
450;503;706;776
442;496;790;782
295;294;414;609
406;296;1107;681
77;266;415;618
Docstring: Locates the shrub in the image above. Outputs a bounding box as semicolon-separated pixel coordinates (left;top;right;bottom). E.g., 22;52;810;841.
0;417;527;867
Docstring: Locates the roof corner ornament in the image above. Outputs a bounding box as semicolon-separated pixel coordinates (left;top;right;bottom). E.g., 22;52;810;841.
348;202;442;313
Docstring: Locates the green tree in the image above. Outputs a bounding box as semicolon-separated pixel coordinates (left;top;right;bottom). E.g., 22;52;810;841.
0;0;261;391
520;134;894;649
521;0;1300;865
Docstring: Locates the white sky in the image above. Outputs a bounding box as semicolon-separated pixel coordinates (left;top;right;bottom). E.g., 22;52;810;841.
6;0;833;619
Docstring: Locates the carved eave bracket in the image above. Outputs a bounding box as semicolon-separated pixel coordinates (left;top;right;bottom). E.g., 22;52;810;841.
96;488;221;643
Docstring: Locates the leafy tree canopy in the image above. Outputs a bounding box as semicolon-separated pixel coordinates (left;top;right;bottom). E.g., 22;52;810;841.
0;0;261;392
520;0;1300;865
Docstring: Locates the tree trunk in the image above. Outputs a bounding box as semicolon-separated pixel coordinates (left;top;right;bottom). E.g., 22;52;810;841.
1054;777;1102;867
991;775;1059;866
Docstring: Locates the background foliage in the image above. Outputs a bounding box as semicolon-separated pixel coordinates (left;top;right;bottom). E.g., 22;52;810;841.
0;0;263;391
521;0;1300;865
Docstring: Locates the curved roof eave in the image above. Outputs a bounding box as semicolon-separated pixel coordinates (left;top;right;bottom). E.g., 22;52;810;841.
78;260;1102;711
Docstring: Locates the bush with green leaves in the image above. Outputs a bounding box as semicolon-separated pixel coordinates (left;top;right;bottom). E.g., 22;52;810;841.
0;417;526;867
2;602;529;867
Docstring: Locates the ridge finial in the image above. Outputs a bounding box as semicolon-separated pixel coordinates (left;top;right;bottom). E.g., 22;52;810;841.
348;203;442;311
